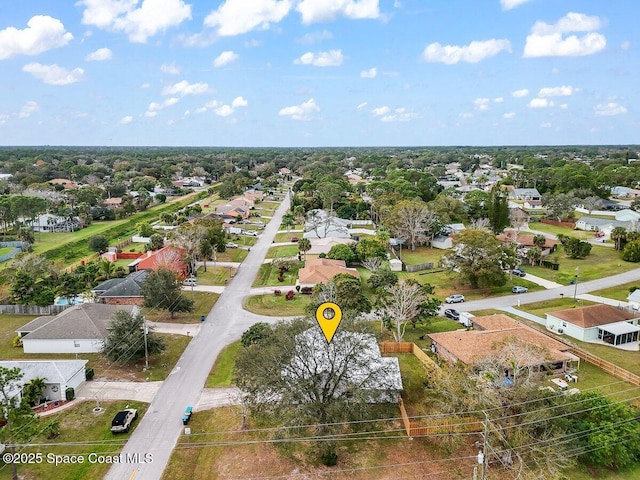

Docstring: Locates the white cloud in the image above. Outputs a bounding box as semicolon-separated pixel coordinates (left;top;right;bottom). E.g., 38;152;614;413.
22;63;84;85
372;106;390;116
213;50;239;68
493;97;504;103
559;103;568;110
85;47;113;61
422;38;511;64
295;49;344;67
503;112;516;119
160;63;180;74
594;102;627;116
279;98;320;121
231;96;248;108
162;80;210;96
512;88;529;98
204;0;291;36
205;99;219;109
356;102;368;110
523;12;606;58
141;82;151;89
215;105;234;117
79;0;192;43
380;107;419;123
18;101;39;118
120;115;133;124
500;0;533;11
296;0;380;24
145;111;158;118
473;98;490;111
360;67;377;78
0;15;73;60
538;85;575;97
528;98;554;108
297;30;333;44
459;112;473;119
164;97;180;107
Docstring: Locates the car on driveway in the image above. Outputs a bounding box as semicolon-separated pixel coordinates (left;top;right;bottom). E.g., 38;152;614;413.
111;408;138;433
225;242;239;248
512;286;528;294
511;268;526;277
445;294;465;304
443;309;460;321
183;277;198;287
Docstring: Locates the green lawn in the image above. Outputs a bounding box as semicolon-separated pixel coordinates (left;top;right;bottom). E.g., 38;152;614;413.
119;242;147;253
397;246;443;267
527;222;594;240
0;246;13;257
195;266;236;285
214;248;248;263
379;317;464;351
524;246;634;285
0;401;149;480
252;262;302;287
206;340;241;387
589;281;640;302
143;291;220;323
516;297;596;319
226;235;258;247
266;244;299;259
243;294;309;316
274;232;303;242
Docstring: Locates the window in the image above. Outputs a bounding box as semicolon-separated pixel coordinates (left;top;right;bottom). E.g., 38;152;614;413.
74;341;80;348
561;322;567;328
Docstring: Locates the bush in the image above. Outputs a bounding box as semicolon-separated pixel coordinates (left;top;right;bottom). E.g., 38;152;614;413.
274;289;282;296
85;368;95;380
12;335;22;348
65;387;75;401
629;286;639;293
300;287;313;295
285;290;295;300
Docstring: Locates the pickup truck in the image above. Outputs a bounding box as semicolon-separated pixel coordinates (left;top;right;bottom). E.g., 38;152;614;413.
111;408;138;433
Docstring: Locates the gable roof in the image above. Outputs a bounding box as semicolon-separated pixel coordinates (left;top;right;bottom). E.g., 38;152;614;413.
628;289;640;303
0;360;87;386
298;258;360;284
133;245;186;273
547;304;639;329
96;270;149;298
496;232;557;249
17;304;137;340
429;314;574;365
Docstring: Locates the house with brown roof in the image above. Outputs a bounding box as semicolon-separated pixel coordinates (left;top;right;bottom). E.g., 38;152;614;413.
429;314;578;373
297;258;359;288
496;232;557;256
128;245;188;277
104;197;123;209
49;178;78;190
16;304;139;354
546;304;640;350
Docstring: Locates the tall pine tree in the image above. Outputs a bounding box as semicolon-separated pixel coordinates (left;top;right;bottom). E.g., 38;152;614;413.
488;186;510;234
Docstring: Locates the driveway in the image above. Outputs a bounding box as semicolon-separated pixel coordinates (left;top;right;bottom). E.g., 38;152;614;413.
196;387;242;411
518;273;563;289
76;381;162;403
147;321;200;336
106;192;292;480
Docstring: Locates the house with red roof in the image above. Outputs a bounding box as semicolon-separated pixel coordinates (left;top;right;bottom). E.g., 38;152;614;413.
128;245;188;277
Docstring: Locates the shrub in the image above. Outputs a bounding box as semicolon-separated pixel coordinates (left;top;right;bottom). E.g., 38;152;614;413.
274;289;282;296
285;290;295;301
85;368;95;380
12;335;22;348
300;287;313;295
65;387;75;401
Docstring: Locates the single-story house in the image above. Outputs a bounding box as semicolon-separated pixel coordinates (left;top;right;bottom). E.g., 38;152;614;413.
307;237;355;256
574;217;630;235
128;245;188;276
244;190;264;202
524;200;545;210
0;360;87;402
612;186;640;198
509;188;541;201
429;314;578;374
279;167;291;175
228;197;255;209
104;197;123;209
298;258;359;288
546;304;640;350
48;178;78;190
30;214;82;233
628;289;640;311
615;209;640;223
92;270;149;305
215;204;251;220
304;210;352;239
284;328;402;403
16;304;139;354
496;232;557;256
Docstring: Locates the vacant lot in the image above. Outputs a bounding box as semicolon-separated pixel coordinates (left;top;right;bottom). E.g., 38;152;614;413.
195;266;236;286
527;222;594;240
266;244;298;259
589;281;640;302
143;291;220;324
206;340;240;387
243;293;309;317
252;262;302;287
0;400;148;480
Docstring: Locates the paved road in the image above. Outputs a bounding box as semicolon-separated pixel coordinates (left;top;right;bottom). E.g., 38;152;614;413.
105;192;291;480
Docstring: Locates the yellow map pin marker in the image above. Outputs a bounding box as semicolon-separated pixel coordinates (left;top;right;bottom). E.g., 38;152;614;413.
315;302;343;344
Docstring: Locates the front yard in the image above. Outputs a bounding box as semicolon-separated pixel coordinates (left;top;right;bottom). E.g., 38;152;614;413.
266;244;299;259
143;291;220;323
195;266;237;285
243;293;309;316
252;262;302;287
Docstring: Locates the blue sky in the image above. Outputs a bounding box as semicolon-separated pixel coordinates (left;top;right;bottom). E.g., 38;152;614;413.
0;0;637;147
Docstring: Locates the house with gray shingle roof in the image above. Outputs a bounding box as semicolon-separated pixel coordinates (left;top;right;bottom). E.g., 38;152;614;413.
16;304;139;354
92;270;148;305
0;360;87;402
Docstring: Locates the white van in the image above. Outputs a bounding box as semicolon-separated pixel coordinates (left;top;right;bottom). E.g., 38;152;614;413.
458;311;475;327
183;277;198;287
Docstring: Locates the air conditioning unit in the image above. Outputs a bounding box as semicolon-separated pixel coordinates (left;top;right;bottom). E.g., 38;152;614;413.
558;328;564;334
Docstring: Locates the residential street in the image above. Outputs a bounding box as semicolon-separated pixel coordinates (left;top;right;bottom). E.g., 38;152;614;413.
105;192;291;480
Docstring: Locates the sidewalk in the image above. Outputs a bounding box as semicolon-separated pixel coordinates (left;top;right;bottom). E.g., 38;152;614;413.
147;321;201;336
499;306;546;326
520;273;563;289
249;285;297;295
577;294;630;308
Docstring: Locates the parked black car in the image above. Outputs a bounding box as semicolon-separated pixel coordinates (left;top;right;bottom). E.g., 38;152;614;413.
443;309;460;321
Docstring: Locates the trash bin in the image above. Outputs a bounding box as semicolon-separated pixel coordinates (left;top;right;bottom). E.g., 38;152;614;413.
569;280;574;285
201;315;205;322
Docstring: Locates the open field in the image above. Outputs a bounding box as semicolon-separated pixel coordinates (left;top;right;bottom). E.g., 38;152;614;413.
195;266;236;285
143;291;220;324
274;232;302;242
0;400;149;480
589;281;640;302
213;248;248;263
523;245;635;284
206;340;240;387
527;222;595;240
243;293;309;316
252;262;302;287
266;244;298;259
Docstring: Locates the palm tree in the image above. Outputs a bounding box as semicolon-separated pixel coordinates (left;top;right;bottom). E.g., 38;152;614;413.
533;234;546;249
298;238;311;262
24;377;47;405
611;226;627;251
99;258;116;280
281;212;295;232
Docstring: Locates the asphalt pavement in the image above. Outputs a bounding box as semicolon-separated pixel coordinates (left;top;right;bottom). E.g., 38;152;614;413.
105;192;291;480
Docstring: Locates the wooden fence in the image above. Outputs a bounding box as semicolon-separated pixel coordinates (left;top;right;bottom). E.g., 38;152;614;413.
567;345;640;386
0;304;69;315
405;262;434;273
540;218;576;229
398;397;483;437
380;342;440;370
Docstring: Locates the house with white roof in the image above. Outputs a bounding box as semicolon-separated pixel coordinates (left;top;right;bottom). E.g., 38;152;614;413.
0;360;87;402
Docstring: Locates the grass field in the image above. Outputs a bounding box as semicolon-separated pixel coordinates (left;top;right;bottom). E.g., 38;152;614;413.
274;232;303;242
195;266;236;285
252;262;302;287
0;400;149;480
0;246;13;257
589;281;640;302
143;291;220;323
206;340;241;387
243;293;309;316
524;245;635;284
266;244;298;259
527;222;594;240
214;248;248;263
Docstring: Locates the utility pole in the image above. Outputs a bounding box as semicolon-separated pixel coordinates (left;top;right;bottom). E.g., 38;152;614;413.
481;410;489;480
573;266;579;301
143;315;149;371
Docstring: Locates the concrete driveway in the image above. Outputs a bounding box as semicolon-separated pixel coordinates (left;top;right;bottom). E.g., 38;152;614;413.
77;381;162;403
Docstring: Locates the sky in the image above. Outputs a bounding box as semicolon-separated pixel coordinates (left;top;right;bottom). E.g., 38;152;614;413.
0;0;638;147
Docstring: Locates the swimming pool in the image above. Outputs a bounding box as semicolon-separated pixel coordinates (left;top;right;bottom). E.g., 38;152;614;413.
54;295;84;306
